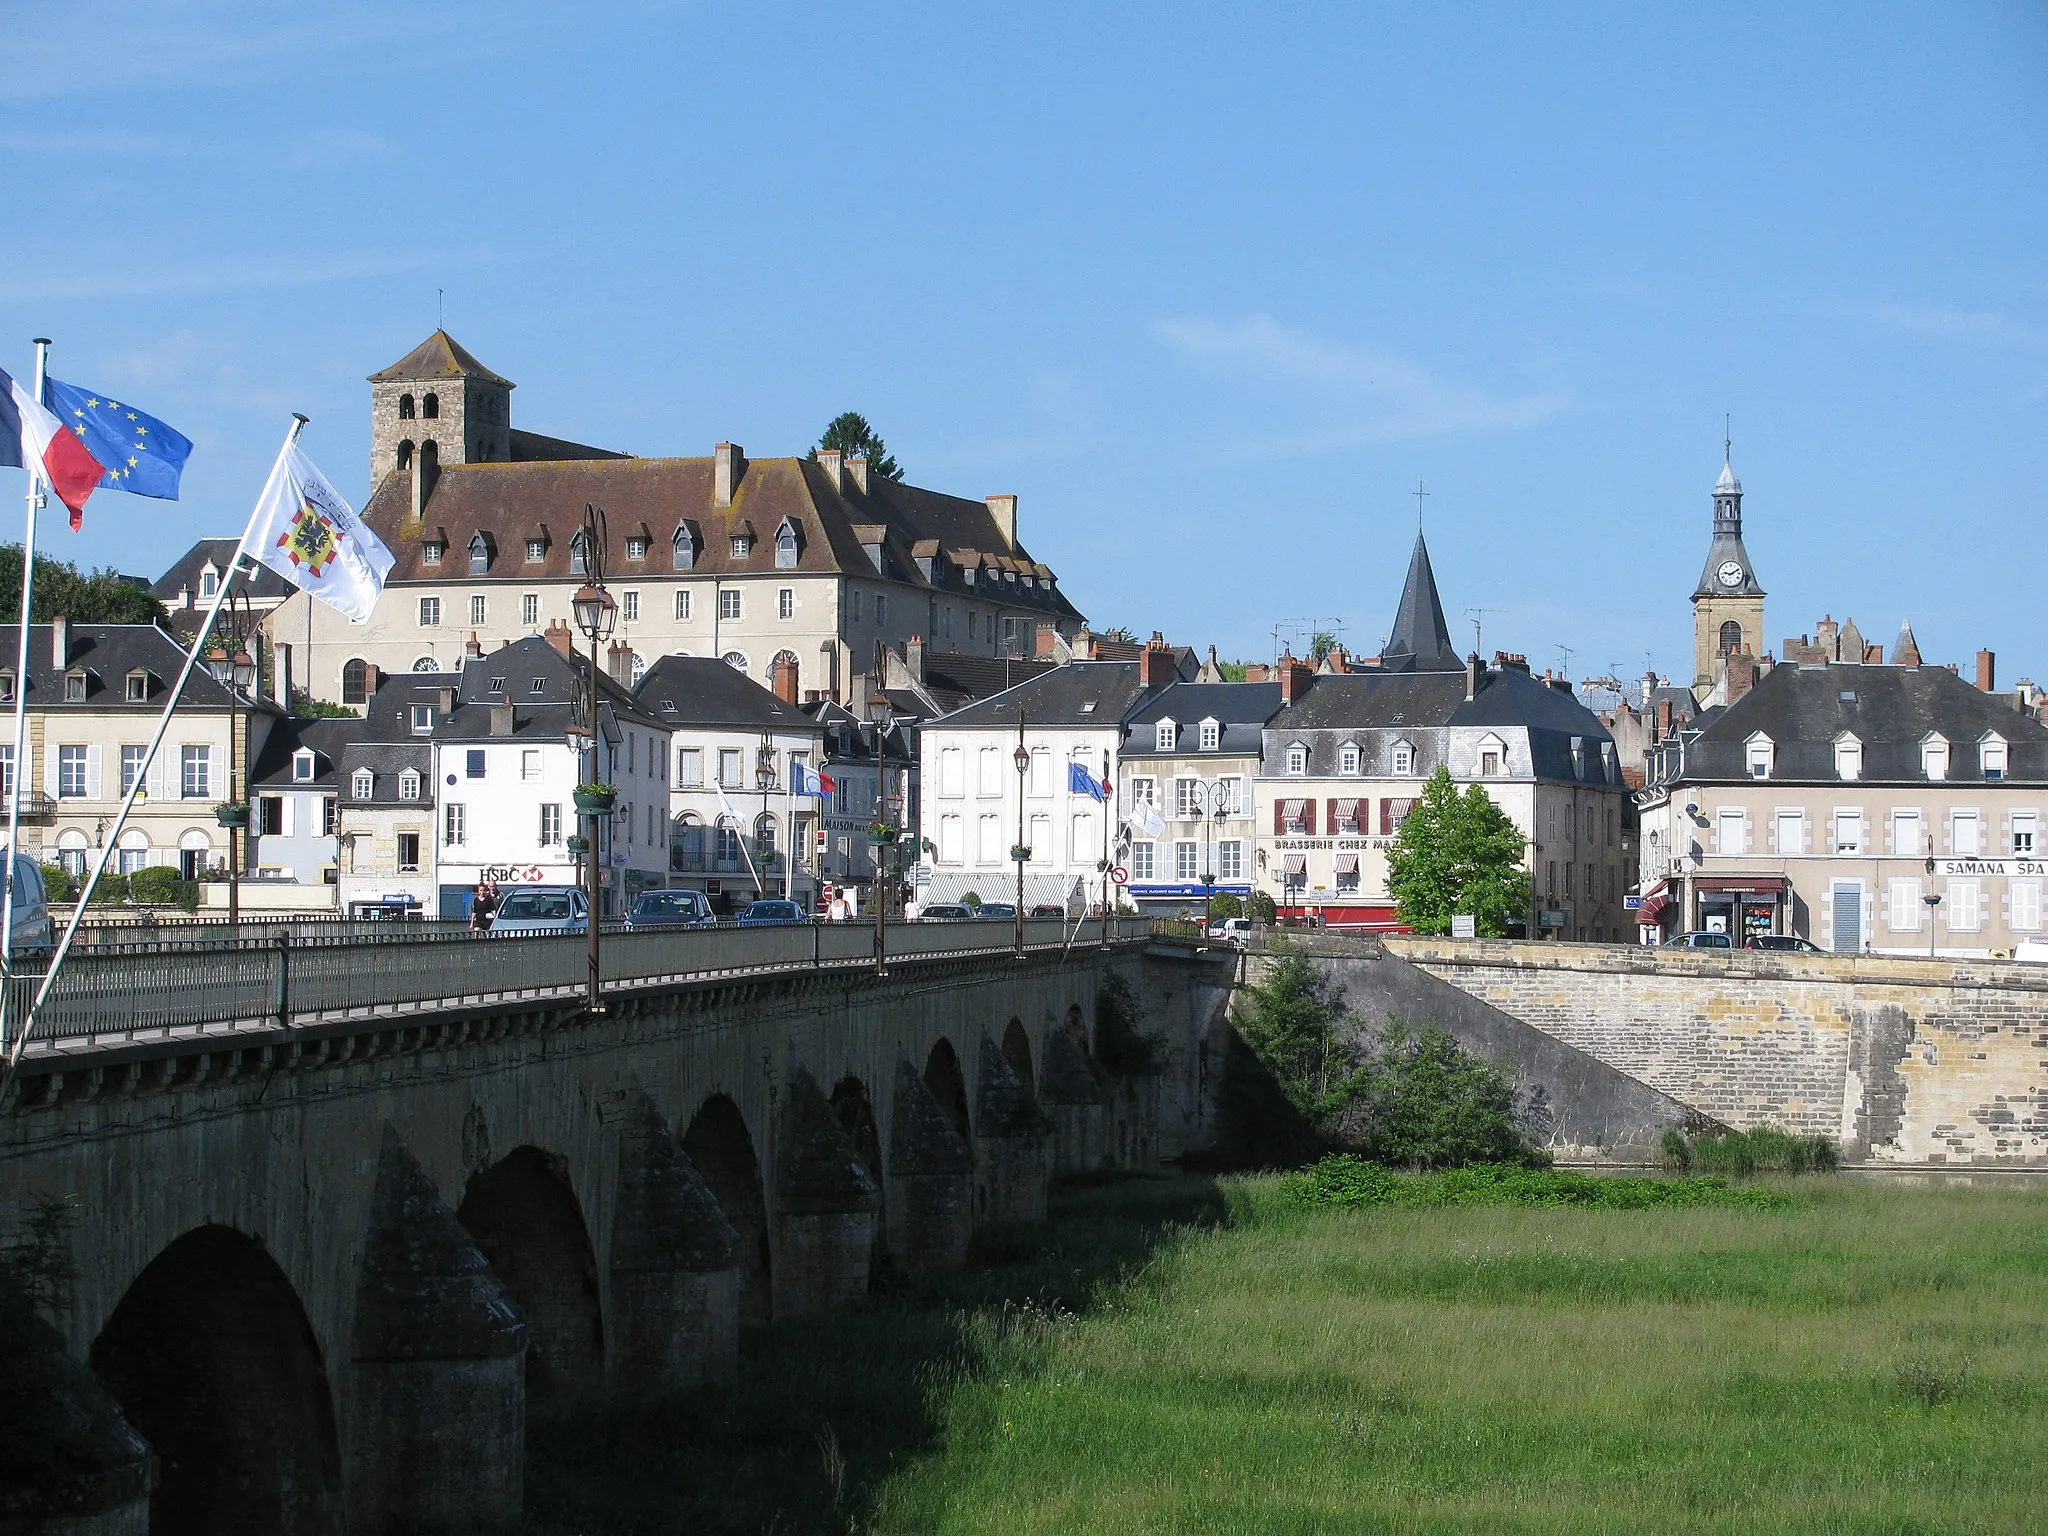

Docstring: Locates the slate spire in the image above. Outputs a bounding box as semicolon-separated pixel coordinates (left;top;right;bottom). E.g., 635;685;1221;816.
1381;531;1461;673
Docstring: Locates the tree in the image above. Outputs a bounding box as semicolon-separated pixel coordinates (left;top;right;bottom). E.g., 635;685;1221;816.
1214;658;1249;682
0;547;161;625
1208;892;1244;920
1308;630;1338;663
1233;946;1362;1129
1386;766;1531;936
1246;889;1276;925
1345;1019;1530;1169
809;412;902;481
1097;626;1140;645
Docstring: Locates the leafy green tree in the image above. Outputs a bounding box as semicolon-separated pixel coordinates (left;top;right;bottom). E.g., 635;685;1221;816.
0;547;161;625
1208;892;1243;920
1214;659;1249;682
1347;1019;1530;1169
1386;766;1531;936
1233;946;1362;1129
810;412;903;481
1308;630;1338;663
1246;889;1276;925
1097;626;1140;645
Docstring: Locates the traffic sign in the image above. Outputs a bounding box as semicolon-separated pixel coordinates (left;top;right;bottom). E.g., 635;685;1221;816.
1109;866;1129;886
1623;895;1643;911
913;862;934;887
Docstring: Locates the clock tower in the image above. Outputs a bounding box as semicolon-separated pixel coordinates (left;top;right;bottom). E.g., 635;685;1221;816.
1690;450;1765;688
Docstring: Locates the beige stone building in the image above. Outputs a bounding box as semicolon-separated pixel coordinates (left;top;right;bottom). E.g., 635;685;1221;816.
264;331;1084;711
1637;660;2048;954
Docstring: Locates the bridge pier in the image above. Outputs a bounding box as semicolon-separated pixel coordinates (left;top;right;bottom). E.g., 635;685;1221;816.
887;1059;975;1273
974;1031;1051;1226
771;1068;881;1318
1039;1011;1107;1175
348;1131;526;1535
608;1093;742;1396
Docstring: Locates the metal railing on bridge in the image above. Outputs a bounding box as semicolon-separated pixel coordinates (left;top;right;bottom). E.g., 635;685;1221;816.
4;915;1158;1057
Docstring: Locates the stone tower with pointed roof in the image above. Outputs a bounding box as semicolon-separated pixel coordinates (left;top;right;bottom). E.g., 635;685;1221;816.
367;330;516;489
1381;532;1462;672
1690;453;1766;689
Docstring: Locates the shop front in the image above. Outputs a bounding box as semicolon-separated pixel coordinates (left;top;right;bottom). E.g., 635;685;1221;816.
1688;875;1789;941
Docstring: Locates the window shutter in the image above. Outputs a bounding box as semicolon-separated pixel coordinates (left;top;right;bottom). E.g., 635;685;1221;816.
1325;798;1337;835
85;746;102;801
1275;800;1286;835
146;751;166;801
281;796;296;838
42;743;57;796
1304;799;1317;835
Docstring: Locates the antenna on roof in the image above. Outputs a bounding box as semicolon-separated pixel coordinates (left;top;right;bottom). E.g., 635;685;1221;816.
1555;643;1575;680
438;288;444;329
1412;478;1429;531
1464;607;1500;656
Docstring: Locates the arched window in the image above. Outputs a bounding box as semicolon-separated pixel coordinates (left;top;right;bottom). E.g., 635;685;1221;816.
754;814;777;860
419;440;438;480
467;532;493;574
775;520;800;569
1719;619;1743;655
412;656;437;673
715;816;741;865
395;440;414;472
672;525;696;570
341;659;369;704
422;392;440;419
722;651;748;671
398;393;415;420
570;530;590;576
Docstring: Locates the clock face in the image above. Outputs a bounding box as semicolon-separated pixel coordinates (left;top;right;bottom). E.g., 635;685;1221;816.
1718;560;1744;588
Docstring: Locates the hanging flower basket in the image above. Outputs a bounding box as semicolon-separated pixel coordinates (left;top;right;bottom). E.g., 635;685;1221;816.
573;783;617;815
566;834;590;855
866;822;899;845
213;802;251;830
1010;843;1033;863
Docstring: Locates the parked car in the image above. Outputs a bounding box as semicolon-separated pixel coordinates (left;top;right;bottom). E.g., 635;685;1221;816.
625;889;715;930
2012;936;2048;964
1678;930;1733;949
976;902;1017;920
489;887;588;934
918;903;973;922
736;899;808;927
6;854;50;955
1029;903;1068;918
1207;916;1254;948
1745;934;1822;953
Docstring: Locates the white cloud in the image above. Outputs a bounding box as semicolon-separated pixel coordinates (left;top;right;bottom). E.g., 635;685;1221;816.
1151;314;1566;448
1865;302;2046;350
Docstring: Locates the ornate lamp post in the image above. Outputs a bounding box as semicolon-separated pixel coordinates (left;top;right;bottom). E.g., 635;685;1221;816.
206;587;258;930
570;503;615;1015
1923;854;1941;960
1012;713;1030;958
868;697;892;976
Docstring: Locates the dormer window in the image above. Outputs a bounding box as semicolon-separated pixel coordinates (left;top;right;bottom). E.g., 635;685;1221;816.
1981;734;2008;780
775;520;801;569
1391;741;1416;776
409;704;435;735
351;768;374;799
487;675;506;694
625;535;649;561
569;531;591;576
1834;734;1862;781
397;769;422;800
1199;719;1220;752
125;670;149;703
1746;733;1774;779
1922;734;1949;781
1477;733;1507;776
1339;742;1361;776
467;533;494;574
672;524;697;571
1155;720;1176;751
199;567;219;599
730;533;753;560
525;536;547;562
1286;743;1307;776
292;749;316;782
0;672;15;704
422;538;446;565
64;669;86;703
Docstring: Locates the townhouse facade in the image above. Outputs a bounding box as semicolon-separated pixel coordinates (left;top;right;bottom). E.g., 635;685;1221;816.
262;330;1085;712
0;621;275;883
1637;661;2048;955
334;675;444;920
637;654;825;915
1117;681;1279;913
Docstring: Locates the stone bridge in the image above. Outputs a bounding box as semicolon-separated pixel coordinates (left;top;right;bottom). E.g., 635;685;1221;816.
1267;934;2048;1167
0;929;1235;1534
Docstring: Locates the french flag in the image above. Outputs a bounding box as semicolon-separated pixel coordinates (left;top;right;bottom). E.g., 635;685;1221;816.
0;366;104;529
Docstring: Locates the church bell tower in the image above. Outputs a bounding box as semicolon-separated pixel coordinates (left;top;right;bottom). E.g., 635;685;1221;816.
1690;449;1765;688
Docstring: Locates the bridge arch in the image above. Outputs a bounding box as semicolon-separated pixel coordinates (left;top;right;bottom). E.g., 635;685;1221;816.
830;1075;887;1279
456;1146;605;1404
91;1224;341;1536
923;1037;972;1145
1002;1017;1037;1101
682;1093;771;1327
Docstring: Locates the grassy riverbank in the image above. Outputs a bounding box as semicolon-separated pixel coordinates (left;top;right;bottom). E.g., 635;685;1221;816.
525;1173;2048;1533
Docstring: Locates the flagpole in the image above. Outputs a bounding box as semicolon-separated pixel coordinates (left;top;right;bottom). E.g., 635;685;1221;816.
1;414;306;1091
0;340;51;1058
783;775;794;900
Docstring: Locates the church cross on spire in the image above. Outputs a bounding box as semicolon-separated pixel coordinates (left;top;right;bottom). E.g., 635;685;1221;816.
1412;477;1429;531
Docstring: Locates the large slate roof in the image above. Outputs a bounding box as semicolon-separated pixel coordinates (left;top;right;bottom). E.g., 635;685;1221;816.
636;654;814;732
1123;681;1282;759
927;661;1155;730
0;623;251;713
249;716;362;790
369;329;515;387
150;538;295;604
1666;662;2048;784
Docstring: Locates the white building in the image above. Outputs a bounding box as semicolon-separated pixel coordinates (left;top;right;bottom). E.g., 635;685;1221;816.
239;716;353;912
917;651;1189;911
636;654;825;916
1117;680;1281;914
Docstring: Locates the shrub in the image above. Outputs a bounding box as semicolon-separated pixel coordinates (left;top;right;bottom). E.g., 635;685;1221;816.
1246;890;1276;926
39;864;75;902
961;891;982;909
1282;1155;1793;1211
1660;1128;1691;1171
1208;892;1244;921
126;867;196;910
1684;1127;1838;1175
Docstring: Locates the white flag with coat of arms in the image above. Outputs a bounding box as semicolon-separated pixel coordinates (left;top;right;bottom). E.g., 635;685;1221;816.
242;442;395;622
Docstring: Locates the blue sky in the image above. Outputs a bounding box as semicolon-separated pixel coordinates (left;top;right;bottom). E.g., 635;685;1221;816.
3;2;2044;689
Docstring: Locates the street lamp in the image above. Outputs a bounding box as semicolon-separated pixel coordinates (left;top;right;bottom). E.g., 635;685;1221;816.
1924;854;1941;960
1198;777;1233;936
207;586;258;930
571;503;615;1015
869;697;892;976
1013;713;1030;958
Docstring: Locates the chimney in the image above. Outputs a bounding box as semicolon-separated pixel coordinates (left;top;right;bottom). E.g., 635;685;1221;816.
985;494;1018;551
1641;670;1657;708
848;671;871;717
1656;698;1674;741
1243;663;1270;682
1816;615;1839;659
714;442;744;507
363;663;381;698
1466;652;1484;701
1977;649;1996;693
464;631;483;660
1138;635;1177;691
544;618;575;657
490;703;515;736
1035;622;1058;659
770;652;799;706
607;640;634;684
1278;649;1313;705
411;447;427;522
816;448;845;493
50;617;68;669
1725;652;1757;702
904;634;926;683
436;685;458;714
846;456;869;494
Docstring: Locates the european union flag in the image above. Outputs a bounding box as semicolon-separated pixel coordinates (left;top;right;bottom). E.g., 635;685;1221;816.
43;378;192;501
1068;761;1106;801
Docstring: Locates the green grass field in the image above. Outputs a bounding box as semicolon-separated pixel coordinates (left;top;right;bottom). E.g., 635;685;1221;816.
525;1173;2048;1534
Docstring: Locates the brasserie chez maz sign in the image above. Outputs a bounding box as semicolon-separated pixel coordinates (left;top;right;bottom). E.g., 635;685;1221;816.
1272;837;1398;852
1933;858;2048;878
